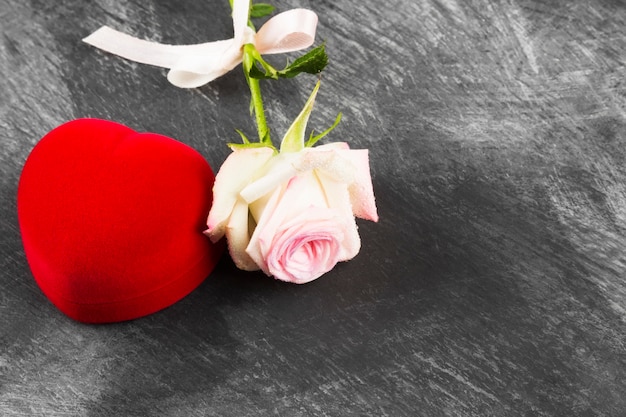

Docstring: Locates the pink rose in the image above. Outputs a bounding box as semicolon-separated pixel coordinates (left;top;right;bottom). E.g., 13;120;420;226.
206;142;378;283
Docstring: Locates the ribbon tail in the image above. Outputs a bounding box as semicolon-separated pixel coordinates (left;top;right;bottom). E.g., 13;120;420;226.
83;26;187;69
83;26;242;88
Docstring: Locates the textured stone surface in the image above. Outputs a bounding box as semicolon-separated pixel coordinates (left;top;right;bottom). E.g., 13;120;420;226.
1;0;625;415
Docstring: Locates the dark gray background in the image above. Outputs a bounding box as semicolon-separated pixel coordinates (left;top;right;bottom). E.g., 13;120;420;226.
2;0;625;415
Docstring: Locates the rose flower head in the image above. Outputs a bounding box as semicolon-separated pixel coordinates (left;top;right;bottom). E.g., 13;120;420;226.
206;82;378;283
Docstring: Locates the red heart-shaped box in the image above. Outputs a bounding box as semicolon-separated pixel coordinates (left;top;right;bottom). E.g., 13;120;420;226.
17;119;222;323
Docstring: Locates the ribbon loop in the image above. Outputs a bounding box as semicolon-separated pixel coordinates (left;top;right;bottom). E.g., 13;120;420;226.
83;0;318;88
256;9;318;55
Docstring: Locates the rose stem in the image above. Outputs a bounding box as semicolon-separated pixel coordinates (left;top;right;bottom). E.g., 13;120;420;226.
242;44;271;145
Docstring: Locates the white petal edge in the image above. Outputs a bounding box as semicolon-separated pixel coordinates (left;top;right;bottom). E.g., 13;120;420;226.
336;149;378;222
240;153;298;203
224;197;260;271
299;144;378;222
206;147;274;242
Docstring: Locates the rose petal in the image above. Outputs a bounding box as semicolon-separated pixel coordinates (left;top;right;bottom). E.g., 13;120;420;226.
247;173;325;274
240;153;298;203
224;197;260;271
267;209;342;283
246;184;286;275
315;142;350;151
336;149;378;222
298;145;378;222
296;147;356;184
315;171;361;260
206;147;274;241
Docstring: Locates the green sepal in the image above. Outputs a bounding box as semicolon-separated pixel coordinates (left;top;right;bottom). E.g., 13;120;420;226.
280;81;321;153
229;124;276;151
235;128;251;144
232;127;273;148
306;112;342;147
227;142;278;152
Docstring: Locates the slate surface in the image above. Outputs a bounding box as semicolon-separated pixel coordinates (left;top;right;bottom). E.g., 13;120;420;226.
1;0;625;415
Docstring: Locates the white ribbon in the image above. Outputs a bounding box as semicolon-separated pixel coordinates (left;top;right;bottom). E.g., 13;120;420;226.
82;0;318;88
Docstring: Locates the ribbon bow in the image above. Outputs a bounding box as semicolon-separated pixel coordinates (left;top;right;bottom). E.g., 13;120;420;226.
83;0;318;88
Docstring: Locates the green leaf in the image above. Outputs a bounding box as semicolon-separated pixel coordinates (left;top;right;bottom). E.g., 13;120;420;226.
278;44;328;78
280;81;321;153
250;3;275;18
306;112;342;147
247;44;329;80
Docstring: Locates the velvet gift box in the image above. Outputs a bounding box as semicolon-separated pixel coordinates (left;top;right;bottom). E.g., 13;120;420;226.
17;119;222;323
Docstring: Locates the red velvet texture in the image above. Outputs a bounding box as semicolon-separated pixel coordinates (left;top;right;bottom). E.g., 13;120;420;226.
17;119;222;323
